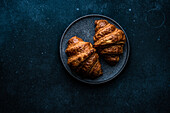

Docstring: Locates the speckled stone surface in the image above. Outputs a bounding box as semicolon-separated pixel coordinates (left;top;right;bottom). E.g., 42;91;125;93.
0;0;169;113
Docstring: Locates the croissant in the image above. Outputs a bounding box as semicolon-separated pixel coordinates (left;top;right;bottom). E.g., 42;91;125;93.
93;20;126;65
65;36;103;78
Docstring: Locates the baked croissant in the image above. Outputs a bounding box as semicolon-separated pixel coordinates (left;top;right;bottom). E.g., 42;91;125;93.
65;36;103;78
93;20;126;65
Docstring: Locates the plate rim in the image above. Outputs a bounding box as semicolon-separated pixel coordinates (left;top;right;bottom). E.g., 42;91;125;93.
59;14;130;84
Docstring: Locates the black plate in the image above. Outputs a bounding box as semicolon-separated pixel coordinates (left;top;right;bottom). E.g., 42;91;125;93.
60;14;130;84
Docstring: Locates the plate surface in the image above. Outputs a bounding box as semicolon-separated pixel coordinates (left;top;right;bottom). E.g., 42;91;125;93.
60;14;130;84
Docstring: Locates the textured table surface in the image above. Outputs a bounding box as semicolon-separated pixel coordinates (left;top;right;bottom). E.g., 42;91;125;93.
0;0;169;113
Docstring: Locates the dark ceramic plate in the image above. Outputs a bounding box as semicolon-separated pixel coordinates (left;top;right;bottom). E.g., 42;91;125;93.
60;14;130;84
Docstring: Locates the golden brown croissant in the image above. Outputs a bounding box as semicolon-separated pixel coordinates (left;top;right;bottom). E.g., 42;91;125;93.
65;36;103;78
93;20;126;65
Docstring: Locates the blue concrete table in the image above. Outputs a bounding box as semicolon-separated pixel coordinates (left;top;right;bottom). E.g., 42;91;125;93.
0;0;169;113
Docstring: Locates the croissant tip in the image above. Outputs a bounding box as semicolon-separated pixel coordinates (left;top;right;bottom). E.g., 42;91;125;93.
95;20;98;25
71;36;78;39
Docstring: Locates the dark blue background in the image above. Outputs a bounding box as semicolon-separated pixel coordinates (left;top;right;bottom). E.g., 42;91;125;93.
0;0;169;113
